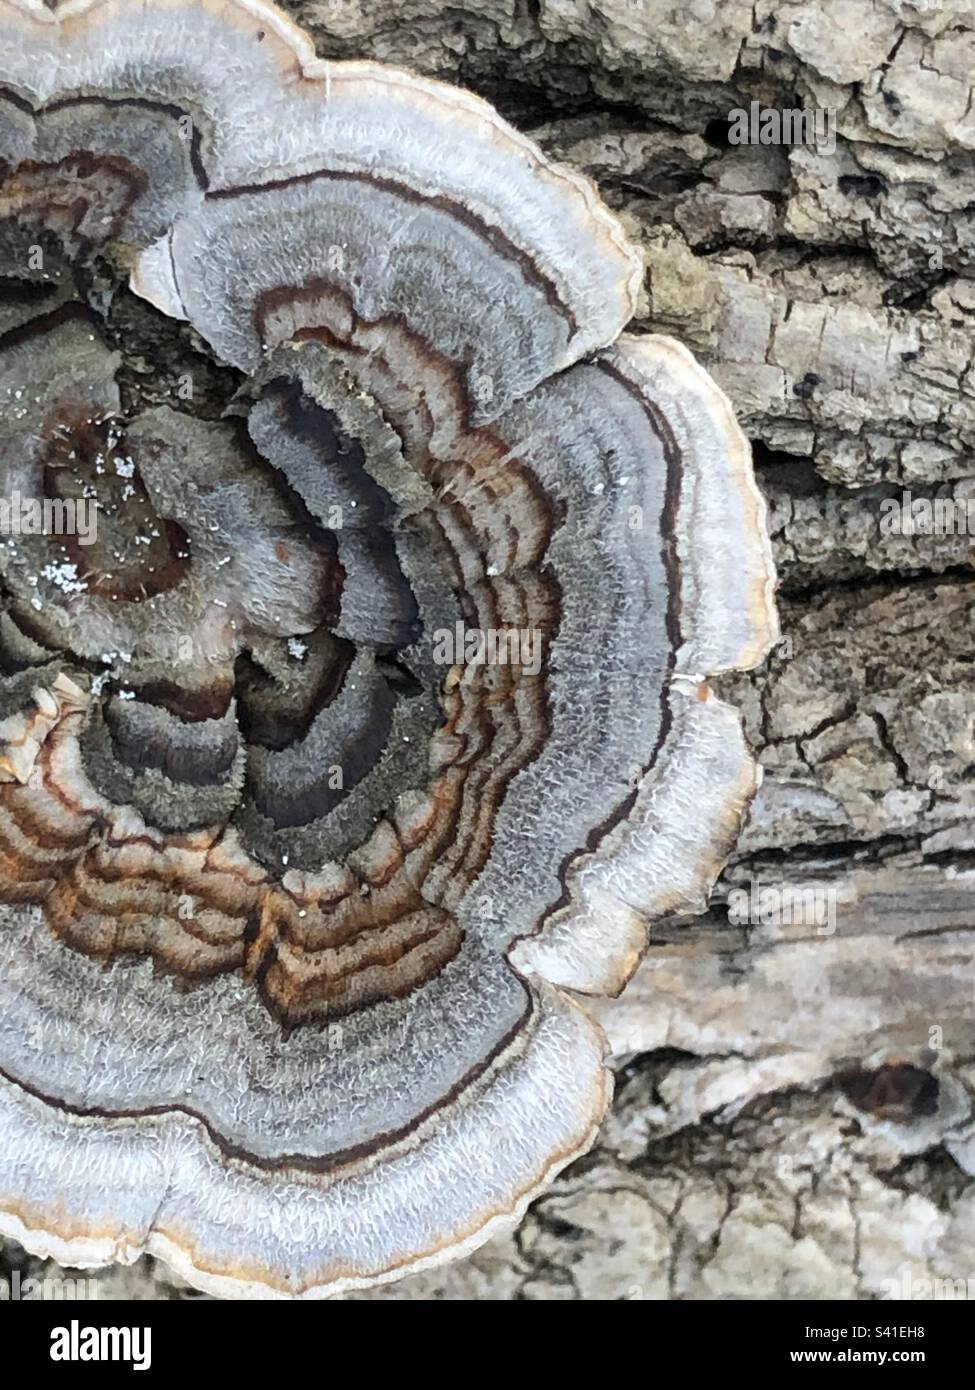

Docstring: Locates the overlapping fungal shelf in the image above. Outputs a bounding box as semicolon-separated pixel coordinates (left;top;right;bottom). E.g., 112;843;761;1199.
0;0;778;1297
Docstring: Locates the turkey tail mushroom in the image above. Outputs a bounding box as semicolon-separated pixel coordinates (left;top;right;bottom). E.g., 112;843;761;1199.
0;0;777;1298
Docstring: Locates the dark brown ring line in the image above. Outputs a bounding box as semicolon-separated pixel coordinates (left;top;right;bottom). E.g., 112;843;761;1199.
0;87;573;335
0;971;534;1176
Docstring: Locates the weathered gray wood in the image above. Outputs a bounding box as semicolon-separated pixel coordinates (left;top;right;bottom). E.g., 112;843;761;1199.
4;0;974;1300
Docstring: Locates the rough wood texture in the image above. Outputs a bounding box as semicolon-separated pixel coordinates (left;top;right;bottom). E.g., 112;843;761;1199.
4;0;974;1300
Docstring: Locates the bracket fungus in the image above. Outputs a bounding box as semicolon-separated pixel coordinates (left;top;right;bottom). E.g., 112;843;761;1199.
0;0;778;1297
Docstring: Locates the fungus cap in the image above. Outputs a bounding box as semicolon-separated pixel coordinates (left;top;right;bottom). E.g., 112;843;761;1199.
0;0;777;1297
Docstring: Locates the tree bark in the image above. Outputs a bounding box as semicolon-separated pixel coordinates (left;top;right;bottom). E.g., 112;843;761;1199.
4;0;974;1300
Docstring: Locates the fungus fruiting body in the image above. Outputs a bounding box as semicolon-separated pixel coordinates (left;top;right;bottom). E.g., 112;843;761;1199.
0;0;777;1297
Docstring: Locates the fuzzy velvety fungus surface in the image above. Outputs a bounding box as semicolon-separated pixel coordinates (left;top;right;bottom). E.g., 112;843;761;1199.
0;0;777;1297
